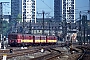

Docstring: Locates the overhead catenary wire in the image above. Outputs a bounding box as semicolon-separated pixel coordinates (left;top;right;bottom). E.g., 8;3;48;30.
37;0;89;18
76;6;89;9
36;0;52;17
40;0;53;11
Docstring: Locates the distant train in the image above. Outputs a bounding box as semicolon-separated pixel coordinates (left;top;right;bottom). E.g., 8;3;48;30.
8;33;57;46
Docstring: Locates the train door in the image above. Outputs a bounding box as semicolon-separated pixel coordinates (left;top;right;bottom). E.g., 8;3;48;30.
40;36;46;45
34;35;40;45
47;36;57;44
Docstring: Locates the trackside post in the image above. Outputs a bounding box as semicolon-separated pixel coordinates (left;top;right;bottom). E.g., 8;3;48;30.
3;54;7;60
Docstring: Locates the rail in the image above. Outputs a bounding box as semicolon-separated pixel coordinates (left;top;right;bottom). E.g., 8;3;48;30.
76;45;90;60
77;50;85;60
0;44;63;60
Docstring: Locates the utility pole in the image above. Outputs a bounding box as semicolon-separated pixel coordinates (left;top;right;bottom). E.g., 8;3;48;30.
37;11;49;35
68;7;73;51
0;2;3;43
82;15;87;44
0;2;9;49
78;11;82;45
29;20;31;34
82;15;85;44
22;15;25;47
62;18;67;41
42;11;44;35
89;0;90;20
49;20;50;35
69;7;71;36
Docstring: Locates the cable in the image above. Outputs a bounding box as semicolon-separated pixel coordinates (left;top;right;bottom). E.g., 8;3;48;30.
40;0;53;11
76;6;89;9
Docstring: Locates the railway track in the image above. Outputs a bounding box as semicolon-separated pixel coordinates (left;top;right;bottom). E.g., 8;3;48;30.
0;46;43;60
77;44;90;60
30;52;61;60
30;45;81;60
0;44;63;60
1;44;85;60
0;48;39;60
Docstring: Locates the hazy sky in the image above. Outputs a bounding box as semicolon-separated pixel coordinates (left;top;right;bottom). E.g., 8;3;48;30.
0;0;89;18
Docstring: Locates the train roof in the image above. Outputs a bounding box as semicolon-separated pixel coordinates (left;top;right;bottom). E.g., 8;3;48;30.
8;33;33;36
8;33;57;37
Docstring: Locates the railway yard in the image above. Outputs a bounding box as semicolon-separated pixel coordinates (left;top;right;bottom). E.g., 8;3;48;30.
0;44;90;60
0;0;90;60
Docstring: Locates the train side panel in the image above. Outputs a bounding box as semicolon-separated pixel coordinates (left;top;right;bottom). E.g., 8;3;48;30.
34;35;41;46
8;33;57;46
46;36;57;44
40;36;46;43
21;34;34;46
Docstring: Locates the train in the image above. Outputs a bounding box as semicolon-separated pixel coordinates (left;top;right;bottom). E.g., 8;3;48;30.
8;33;57;46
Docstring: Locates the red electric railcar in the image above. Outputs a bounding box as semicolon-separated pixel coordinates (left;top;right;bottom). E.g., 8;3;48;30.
8;33;34;46
8;33;57;46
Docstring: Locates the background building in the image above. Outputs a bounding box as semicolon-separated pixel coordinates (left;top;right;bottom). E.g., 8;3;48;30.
11;0;36;23
0;3;2;16
54;0;75;23
54;0;62;22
